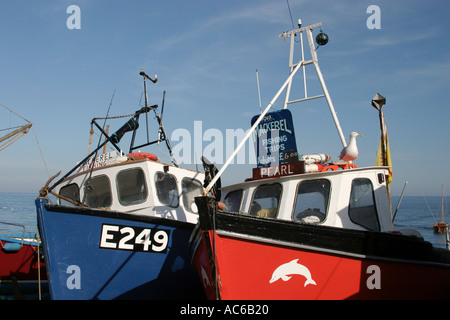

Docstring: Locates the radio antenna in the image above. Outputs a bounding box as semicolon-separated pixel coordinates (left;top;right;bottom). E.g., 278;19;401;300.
256;69;262;113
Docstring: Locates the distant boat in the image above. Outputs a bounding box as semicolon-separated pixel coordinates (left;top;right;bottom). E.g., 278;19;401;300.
433;185;448;233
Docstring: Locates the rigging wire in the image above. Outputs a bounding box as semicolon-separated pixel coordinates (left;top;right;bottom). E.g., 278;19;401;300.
83;90;116;206
0;103;50;179
420;188;438;224
97;90;116;150
286;0;295;30
0;125;25;132
32;127;50;178
285;0;301;43
0;103;31;124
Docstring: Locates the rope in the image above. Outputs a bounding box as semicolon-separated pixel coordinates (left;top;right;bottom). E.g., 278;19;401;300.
37;229;41;300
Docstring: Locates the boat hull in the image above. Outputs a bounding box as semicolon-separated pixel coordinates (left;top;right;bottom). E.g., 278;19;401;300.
36;198;204;300
433;221;448;233
0;236;48;299
192;197;450;300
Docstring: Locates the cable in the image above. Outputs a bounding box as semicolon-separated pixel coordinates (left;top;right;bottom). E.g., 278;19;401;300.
286;0;295;29
32;127;50;178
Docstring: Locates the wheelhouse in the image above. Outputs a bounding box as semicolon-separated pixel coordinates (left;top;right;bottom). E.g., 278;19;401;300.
221;166;392;232
55;155;204;224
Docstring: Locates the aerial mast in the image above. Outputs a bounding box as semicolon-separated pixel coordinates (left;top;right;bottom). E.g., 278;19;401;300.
204;21;346;194
280;21;347;148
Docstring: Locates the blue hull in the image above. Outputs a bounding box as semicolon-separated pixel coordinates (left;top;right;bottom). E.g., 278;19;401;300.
36;198;204;300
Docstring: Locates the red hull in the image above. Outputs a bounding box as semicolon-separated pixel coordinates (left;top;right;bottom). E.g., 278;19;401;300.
0;240;46;281
193;230;450;300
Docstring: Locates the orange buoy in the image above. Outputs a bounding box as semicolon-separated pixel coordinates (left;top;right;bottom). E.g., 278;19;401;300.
129;152;158;161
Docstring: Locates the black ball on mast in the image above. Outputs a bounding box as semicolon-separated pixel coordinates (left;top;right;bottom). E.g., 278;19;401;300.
316;32;329;46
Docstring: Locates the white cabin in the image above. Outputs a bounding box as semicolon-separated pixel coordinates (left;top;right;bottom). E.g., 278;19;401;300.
220;165;394;233
53;152;204;224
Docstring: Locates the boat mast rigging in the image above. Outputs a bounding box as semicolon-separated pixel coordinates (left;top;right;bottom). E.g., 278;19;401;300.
0;123;32;151
0;103;32;151
130;70;178;167
47;70;180;192
204;21;347;195
280;21;347;148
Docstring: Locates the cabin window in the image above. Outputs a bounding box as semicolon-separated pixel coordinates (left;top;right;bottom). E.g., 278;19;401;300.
84;175;112;208
293;179;330;224
59;183;80;206
116;168;148;206
155;172;179;207
181;178;203;213
224;190;243;213
349;178;380;231
250;184;282;218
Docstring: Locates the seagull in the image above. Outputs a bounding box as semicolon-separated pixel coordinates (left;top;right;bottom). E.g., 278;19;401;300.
339;132;362;162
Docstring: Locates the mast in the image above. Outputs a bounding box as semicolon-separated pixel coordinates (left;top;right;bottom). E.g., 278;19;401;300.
204;21;345;194
372;93;393;220
280;21;347;148
131;70;179;167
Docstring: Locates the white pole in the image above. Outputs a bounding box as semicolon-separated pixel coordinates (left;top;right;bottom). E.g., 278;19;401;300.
256;69;262;113
204;61;304;194
306;28;347;148
283;34;296;109
300;32;307;99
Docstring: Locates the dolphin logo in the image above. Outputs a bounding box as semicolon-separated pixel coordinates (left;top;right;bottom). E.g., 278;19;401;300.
269;259;317;287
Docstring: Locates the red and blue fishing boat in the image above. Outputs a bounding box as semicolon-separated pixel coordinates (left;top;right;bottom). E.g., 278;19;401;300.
191;21;450;300
36;71;205;299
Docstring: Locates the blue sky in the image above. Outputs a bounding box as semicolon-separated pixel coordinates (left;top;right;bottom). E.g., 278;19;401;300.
0;0;449;196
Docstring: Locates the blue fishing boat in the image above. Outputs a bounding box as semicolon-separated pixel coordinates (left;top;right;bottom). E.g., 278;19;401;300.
36;71;205;299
